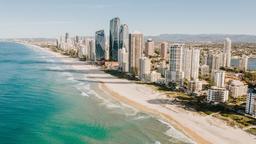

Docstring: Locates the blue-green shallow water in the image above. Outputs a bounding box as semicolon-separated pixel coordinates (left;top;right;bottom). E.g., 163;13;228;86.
0;42;193;144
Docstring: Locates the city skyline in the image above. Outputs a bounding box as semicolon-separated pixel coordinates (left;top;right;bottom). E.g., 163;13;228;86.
0;0;256;38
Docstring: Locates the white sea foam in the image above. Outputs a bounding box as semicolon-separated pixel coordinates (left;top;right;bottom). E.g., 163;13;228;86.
62;72;72;77
48;66;61;70
67;76;75;81
154;141;161;144
47;59;55;63
81;92;89;97
120;102;138;113
105;103;122;109
133;115;150;120
77;82;84;86
158;119;195;144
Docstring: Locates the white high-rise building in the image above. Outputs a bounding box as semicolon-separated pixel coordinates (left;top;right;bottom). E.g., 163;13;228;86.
78;38;92;60
191;49;200;80
201;54;208;65
89;39;96;61
118;48;129;72
246;91;256;116
207;86;229;103
105;38;110;60
165;44;184;84
239;55;248;71
129;31;144;75
182;48;200;81
183;48;192;80
224;38;232;67
139;57;151;80
78;44;86;59
213;70;225;88
145;39;154;57
207;52;226;72
65;32;69;43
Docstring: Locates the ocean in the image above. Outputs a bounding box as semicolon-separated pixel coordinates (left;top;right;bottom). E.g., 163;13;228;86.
0;42;193;144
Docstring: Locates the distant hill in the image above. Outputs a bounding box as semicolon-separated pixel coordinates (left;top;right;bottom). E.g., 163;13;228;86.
146;34;256;43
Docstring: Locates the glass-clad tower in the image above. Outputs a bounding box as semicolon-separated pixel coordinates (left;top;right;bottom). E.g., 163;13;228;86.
109;17;120;61
95;30;105;61
119;24;129;52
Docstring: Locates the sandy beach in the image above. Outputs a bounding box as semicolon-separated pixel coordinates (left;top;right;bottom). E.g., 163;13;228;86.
27;44;256;144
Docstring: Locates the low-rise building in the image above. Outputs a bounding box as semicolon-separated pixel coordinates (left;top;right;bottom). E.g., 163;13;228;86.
229;80;248;98
207;86;229;103
189;79;203;93
148;71;161;83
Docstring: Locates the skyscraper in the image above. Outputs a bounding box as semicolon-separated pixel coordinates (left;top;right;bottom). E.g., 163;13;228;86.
89;39;95;61
109;17;120;61
165;44;184;84
182;48;200;81
191;49;200;80
129;31;144;75
169;44;183;72
183;48;192;80
119;24;129;52
224;38;232;67
95;30;105;61
75;35;80;43
246;90;256;116
239;54;248;71
207;52;226;72
105;39;110;61
160;42;168;60
145;39;154;57
118;48;129;72
65;32;69;43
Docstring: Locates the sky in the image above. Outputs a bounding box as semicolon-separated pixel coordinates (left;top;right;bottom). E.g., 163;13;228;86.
0;0;255;38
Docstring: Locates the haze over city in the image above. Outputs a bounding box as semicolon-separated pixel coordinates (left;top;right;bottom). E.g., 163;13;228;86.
0;0;256;38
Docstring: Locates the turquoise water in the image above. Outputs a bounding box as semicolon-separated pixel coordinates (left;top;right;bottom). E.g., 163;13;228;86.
0;42;192;144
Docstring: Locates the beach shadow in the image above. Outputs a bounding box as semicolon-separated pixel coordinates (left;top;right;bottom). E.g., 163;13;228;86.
86;76;119;79
147;99;175;105
76;79;133;84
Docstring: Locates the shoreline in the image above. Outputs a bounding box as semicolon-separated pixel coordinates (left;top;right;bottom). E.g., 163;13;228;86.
22;42;256;144
98;83;202;144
